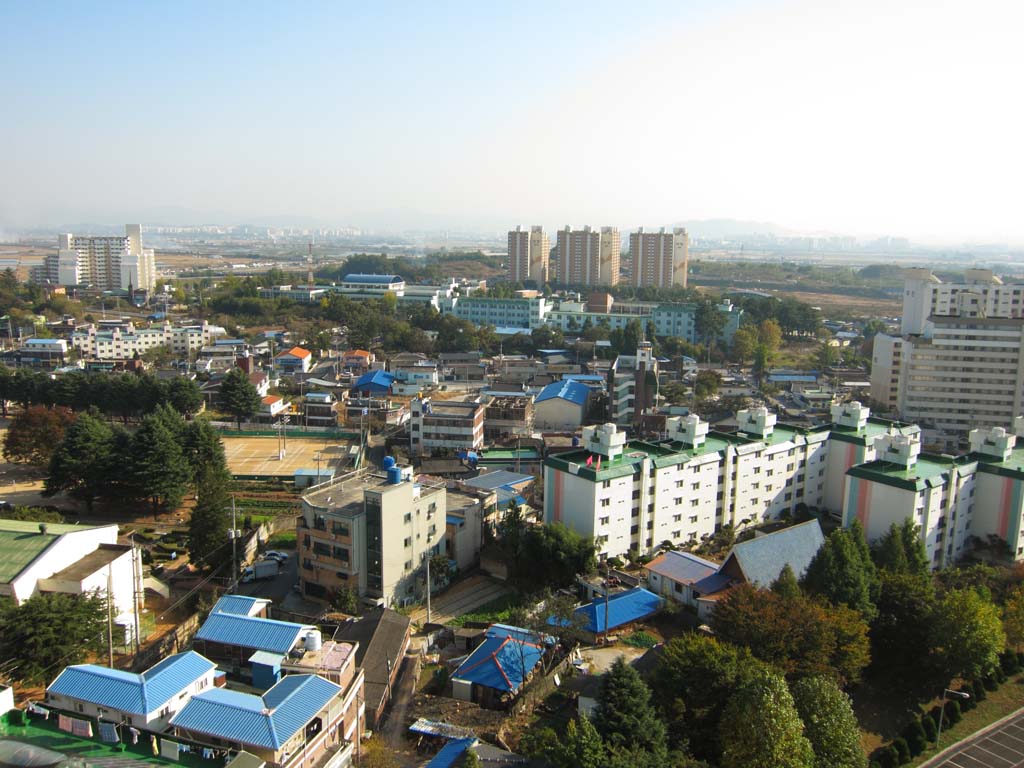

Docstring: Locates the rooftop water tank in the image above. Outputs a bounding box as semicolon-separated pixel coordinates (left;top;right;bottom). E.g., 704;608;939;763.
305;629;322;652
387;466;403;485
382;456;396;470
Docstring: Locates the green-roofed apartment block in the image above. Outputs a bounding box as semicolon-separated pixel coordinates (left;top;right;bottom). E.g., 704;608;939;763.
544;401;923;559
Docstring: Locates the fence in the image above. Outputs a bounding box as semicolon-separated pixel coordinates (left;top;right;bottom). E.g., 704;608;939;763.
132;612;201;671
211;422;359;439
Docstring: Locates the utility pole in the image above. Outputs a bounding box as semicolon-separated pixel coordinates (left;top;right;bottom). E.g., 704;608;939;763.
231;496;238;589
131;535;142;659
106;566;115;668
425;552;432;625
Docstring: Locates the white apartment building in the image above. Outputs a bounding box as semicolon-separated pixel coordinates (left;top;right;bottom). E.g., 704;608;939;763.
409;397;485;456
71;320;224;360
47;225;156;291
554;226;621;287
844;421;1024;568
871;269;1024;436
544;402;920;559
298;464;447;606
508;225;550;285
628;227;689;288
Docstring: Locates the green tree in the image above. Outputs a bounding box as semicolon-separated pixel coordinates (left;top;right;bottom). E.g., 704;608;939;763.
593;656;669;765
358;736;400;768
183;417;229;482
802;522;879;619
1003;584;1024;652
814;342;839;369
329;585;360;615
549;716;605;768
695;300;727;359
165;376;204;417
651;633;769;761
131;414;191;513
872;520;929;576
0;592;108;684
870;571;937;686
929;588;1006;681
719;669;814;768
219;367;261;428
187;464;231;568
694;370;722;400
3;405;76;467
790;676;867;768
772;563;802;599
44;411;116;512
515;523;596;592
731;324;759;364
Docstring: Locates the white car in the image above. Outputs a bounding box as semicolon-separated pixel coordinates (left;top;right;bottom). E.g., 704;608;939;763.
263;550;289;563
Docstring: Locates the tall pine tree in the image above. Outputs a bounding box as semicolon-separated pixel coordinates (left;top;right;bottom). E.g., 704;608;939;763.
802;522;879;619
188;463;231;568
593;656;669;767
219;367;261;429
131;413;191;514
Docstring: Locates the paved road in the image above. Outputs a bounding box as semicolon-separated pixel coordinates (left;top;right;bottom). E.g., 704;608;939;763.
236;552;298;603
924;707;1024;768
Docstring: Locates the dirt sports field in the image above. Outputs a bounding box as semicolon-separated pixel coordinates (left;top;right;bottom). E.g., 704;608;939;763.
222;435;356;477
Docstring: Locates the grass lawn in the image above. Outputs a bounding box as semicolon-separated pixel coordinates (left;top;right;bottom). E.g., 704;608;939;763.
854;672;1024;764
907;675;1024;766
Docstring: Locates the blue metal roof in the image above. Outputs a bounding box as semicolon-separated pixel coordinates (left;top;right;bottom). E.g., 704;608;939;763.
451;629;545;694
196;612;312;654
211;595;270;617
342;273;402;284
170;675;341;750
353;369;394;389
534;379;589;406
47;651;215;716
724;520;825;587
645;550;718;585
562;374;605;383
767;374;818;383
568;587;663;634
426;738;476;768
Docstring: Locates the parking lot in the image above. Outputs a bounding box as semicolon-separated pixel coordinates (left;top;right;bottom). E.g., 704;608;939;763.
924;707;1024;767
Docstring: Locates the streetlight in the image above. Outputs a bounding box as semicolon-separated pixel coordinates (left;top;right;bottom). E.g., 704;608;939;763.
935;688;970;745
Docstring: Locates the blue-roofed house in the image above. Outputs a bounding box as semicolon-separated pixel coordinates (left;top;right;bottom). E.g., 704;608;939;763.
718;519;825;588
533;380;590;431
170;674;353;766
46;651;217;730
568;587;663;640
193;612;315;678
449;625;549;710
351;369;395;397
425;738;478;768
210;594;271;618
644;550;719;607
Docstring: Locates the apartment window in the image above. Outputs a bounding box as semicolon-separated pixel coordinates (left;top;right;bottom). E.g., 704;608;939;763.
631;524;639;535
691;482;700;491
676;480;684;488
600;516;610;526
753;466;761;474
404;513;412;523
332;546;349;562
602;480;611;489
403;537;412;548
313;542;331;557
404;560;413;571
674;496;683;506
751;498;759;506
690;498;699;507
601;498;611;507
689;515;698;523
331;522;349;537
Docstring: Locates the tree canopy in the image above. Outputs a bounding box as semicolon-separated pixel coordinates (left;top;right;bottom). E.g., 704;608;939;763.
790;676;867;768
802;521;879;619
929;588;1005;682
3;405;76;467
719;669;814;768
219;367;262;428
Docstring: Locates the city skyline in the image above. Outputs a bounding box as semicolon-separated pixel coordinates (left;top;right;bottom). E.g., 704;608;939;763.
2;0;1023;244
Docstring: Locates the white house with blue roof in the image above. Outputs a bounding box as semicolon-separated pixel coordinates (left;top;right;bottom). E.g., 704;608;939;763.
46;651;217;730
533;379;590;431
170;674;351;768
193;612;315;678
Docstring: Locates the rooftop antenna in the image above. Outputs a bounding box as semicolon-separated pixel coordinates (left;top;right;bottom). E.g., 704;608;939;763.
307;241;314;289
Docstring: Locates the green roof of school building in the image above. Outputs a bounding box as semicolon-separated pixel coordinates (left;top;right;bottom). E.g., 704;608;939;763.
0;520;96;584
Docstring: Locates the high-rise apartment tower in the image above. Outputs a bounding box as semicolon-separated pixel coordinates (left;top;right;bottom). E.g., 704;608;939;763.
554;226;620;287
506;225;550;285
628;227;689;288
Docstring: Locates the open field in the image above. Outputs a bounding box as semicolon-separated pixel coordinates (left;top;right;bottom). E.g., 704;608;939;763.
777;289;903;318
222;434;355;478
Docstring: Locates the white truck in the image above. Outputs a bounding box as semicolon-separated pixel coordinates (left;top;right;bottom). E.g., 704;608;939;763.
241;559;280;583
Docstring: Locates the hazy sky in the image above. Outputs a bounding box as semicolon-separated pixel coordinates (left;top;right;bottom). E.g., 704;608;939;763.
2;0;1022;242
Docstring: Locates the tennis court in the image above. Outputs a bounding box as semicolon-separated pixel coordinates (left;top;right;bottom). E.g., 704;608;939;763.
222;435;357;478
